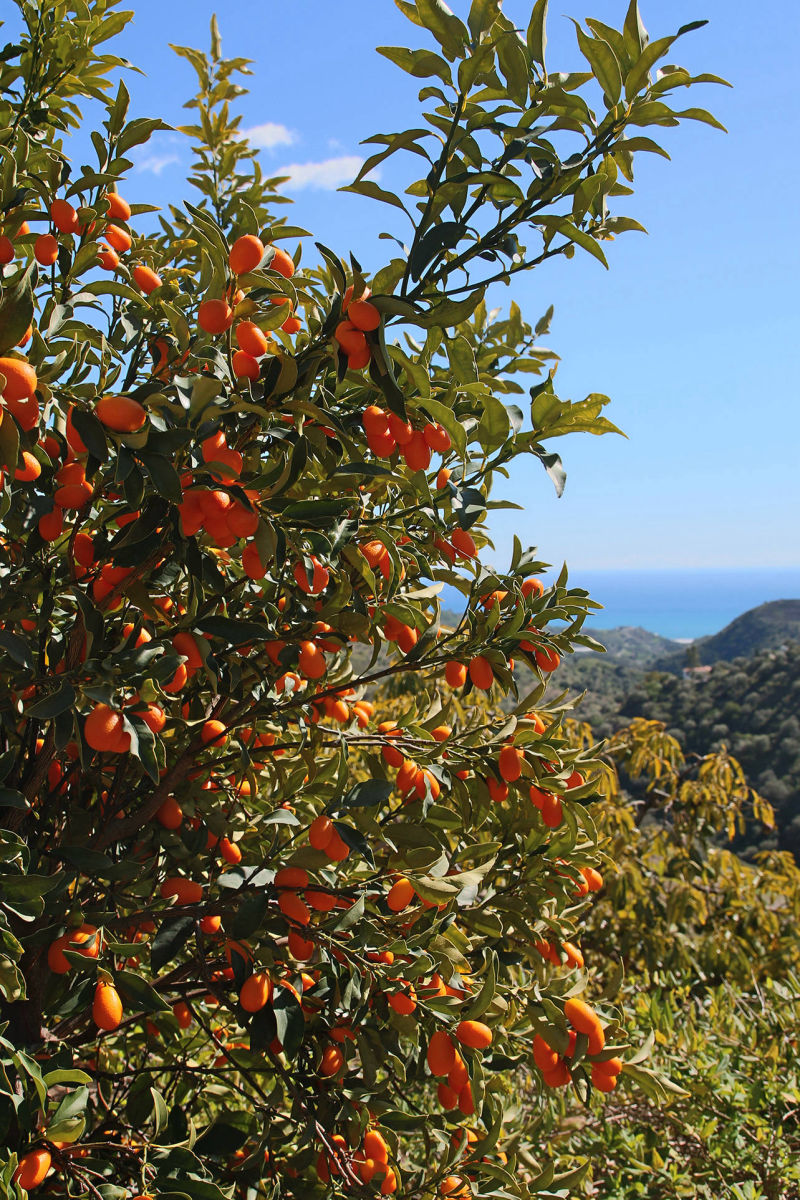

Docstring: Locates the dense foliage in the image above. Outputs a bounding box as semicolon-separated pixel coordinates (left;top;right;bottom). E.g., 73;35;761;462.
621;642;800;859
542;716;800;1200
0;2;764;1199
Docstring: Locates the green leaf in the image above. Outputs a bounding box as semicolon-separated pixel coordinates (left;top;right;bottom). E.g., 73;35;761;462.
468;0;500;39
337;780;393;811
0;410;20;476
140;453;182;503
116;969;170;1013
376;45;452;83
526;0;548;71
231;892;269;940
0;630;32;670
43;1069;93;1087
70;409;109;462
554;220;609;268
625;34;679;100
573;23;622;104
0;268;35;357
151;915;195;973
27;684;77;720
415;0;468;60
272;985;305;1059
0;789;28;810
339;178;411;216
196;616;271;645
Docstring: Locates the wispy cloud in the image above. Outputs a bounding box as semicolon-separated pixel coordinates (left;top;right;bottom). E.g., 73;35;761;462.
241;122;295;150
134;153;180;176
275;155;376;192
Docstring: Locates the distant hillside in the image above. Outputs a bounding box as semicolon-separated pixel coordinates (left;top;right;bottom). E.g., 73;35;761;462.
693;599;800;663
592;625;680;665
619;643;800;857
653;599;800;671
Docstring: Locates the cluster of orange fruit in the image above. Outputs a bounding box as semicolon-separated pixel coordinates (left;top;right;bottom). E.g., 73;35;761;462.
533;998;623;1091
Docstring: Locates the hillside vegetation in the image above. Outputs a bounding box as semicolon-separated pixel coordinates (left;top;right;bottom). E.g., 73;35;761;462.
621;643;800;856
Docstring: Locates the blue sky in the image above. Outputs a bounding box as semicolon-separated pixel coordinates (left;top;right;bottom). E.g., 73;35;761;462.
22;0;800;570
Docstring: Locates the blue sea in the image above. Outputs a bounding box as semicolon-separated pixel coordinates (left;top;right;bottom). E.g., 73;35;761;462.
441;568;800;642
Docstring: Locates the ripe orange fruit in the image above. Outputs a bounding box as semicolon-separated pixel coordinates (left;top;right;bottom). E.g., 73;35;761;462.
96;394;146;432
450;527;476;558
387;982;417;1015
34;233;59;265
270;246;294;277
468;655;494;691
293;556;329;595
105;223;132;253
455;1019;492;1050
387;876;415;912
347;299;380;331
105;190;131;221
424;421;451;452
51;198;79;233
13;1149;51;1191
279;890;311;926
0;355;37;403
173;1001;193;1029
533;1034;560;1071
540;791;563;829
347;342;370;370
201;719;228;747
334;320;367;356
132;264;162;294
235;320;270;357
229;234;265;275
198;298;233;334
219;836;242;865
161;876;203;905
564;997;601;1036
320;1043;344;1076
498;744;523;782
591;1065;617;1092
232;349;259;379
363;1129;388;1164
309;814;334;851
487;777;509;804
522;576;544;599
445;661;467;689
441;1176;470;1198
155;795;183;830
427;1029;456;1076
98;244;119;271
239;971;272;1012
47;925;100;973
402;430;431;472
582;866;604;892
0;235;13;263
535;646;560;673
541;1060;571;1088
15;451;41;482
38;507;64;541
85;704;130;753
93;980;123;1031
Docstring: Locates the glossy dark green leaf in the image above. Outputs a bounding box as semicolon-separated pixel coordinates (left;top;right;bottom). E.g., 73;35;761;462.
27;683;76;719
151;915;195;972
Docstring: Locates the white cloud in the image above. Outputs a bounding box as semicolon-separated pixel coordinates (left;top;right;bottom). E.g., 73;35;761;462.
241;122;295;151
275;155;376;192
134;153;179;176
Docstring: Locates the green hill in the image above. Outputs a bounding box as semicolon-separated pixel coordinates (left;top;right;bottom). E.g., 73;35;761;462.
693;598;800;663
619;642;800;856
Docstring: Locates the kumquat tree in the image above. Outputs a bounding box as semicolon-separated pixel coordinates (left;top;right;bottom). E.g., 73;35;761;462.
0;1;751;1198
